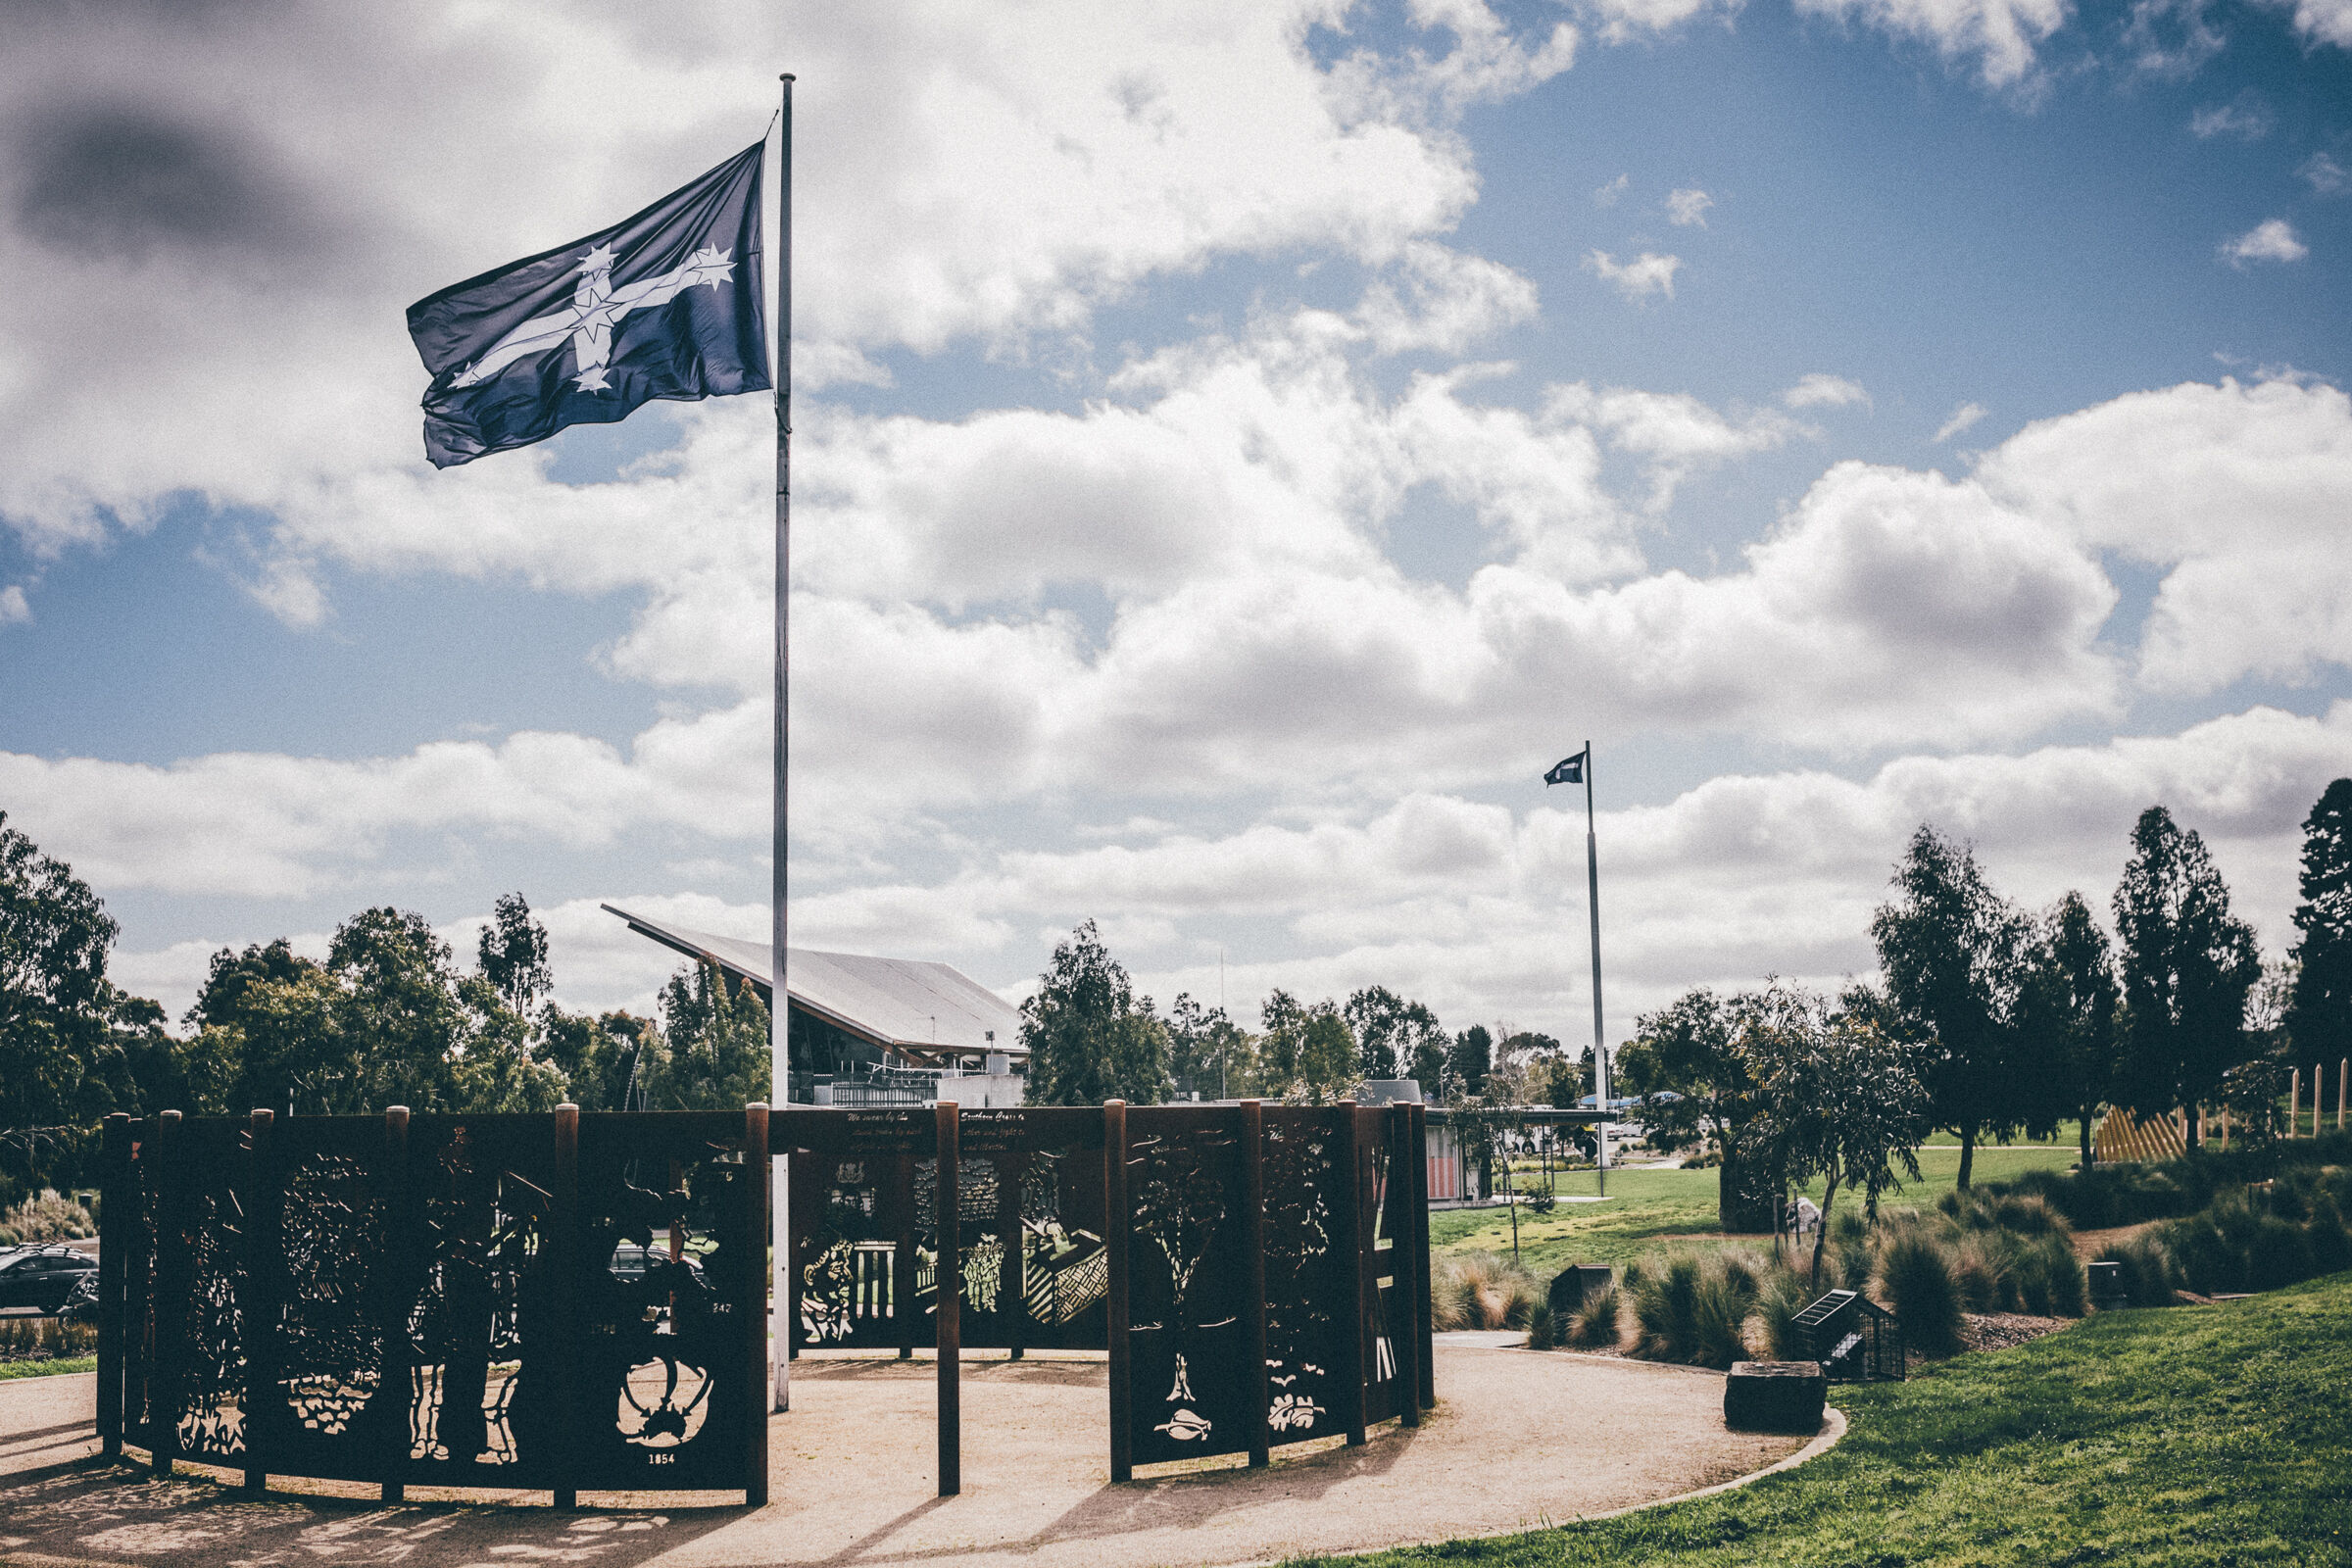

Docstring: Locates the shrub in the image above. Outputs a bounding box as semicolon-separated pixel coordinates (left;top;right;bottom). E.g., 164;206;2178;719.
2018;1231;2087;1317
1631;1252;1704;1362
1525;1301;1558;1349
1525;1189;1556;1215
2101;1235;2176;1307
1950;1231;2019;1313
1879;1231;1965;1357
1753;1265;1816;1359
1691;1254;1761;1370
2246;1215;2312;1292
1565;1281;1622;1348
0;1315;96;1361
0;1195;95;1244
1431;1251;1542;1331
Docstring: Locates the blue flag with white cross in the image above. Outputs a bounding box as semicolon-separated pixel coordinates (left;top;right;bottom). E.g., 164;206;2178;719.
407;142;768;467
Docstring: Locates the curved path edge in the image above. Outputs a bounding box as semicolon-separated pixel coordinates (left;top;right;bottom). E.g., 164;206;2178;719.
1263;1396;1848;1568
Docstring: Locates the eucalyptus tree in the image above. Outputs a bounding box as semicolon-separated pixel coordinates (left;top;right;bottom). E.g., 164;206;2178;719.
2112;806;2260;1142
1740;983;1931;1286
1020;920;1169;1106
1872;825;2032;1189
2287;778;2352;1067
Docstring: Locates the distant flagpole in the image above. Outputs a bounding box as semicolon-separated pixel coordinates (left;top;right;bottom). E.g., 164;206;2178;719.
1582;740;1606;1199
770;71;795;1415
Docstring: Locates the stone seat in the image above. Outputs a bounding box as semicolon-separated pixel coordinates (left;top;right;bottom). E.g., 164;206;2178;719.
1723;1360;1827;1434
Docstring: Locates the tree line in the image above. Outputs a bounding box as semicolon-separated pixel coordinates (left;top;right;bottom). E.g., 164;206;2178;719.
0;810;767;1201
1623;785;2352;1228
1017;919;1586;1109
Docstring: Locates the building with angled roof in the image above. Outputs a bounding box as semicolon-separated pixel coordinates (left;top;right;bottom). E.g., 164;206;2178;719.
602;904;1026;1105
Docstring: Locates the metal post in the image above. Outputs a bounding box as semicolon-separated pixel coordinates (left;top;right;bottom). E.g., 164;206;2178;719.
1242;1101;1269;1468
935;1100;960;1497
744;1103;771;1507
895;1147;918;1359
1104;1100;1132;1483
1410;1101;1434;1411
244;1108;276;1493
770;69;798;1417
98;1113;128;1460
151;1109;182;1479
552;1103;580;1510
1341;1101;1367;1447
1390;1104;1421;1430
379;1105;410;1502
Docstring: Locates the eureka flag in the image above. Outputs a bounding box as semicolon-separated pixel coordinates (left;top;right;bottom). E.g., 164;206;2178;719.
407;142;768;468
1544;751;1586;786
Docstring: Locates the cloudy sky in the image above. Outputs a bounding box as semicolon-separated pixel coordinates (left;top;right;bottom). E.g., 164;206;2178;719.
3;0;2349;1048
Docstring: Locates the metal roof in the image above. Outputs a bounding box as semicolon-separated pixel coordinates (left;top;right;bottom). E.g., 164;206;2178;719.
601;904;1026;1058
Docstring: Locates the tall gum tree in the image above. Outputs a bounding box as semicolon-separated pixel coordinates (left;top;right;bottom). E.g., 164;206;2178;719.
2112;806;2261;1143
1872;825;2031;1190
2287;778;2352;1070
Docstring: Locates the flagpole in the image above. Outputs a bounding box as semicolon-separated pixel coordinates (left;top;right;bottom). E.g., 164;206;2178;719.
1584;741;1606;1199
770;71;795;1416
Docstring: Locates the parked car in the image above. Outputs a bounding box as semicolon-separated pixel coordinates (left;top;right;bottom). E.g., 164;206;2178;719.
608;1243;706;1284
0;1246;98;1314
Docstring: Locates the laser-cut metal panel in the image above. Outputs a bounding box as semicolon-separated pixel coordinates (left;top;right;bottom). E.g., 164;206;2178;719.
121;1121;160;1453
395;1114;562;1487
1260;1107;1348;1446
1125;1108;1253;1466
573;1111;759;1491
956;1108;1108;1352
260;1116;393;1483
782;1109;929;1352
168;1117;250;1465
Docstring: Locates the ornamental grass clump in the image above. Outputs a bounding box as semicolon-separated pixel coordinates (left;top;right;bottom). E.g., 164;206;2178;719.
0;1195;94;1245
1752;1264;1816;1360
2100;1234;2177;1306
1431;1250;1541;1331
1564;1280;1622;1348
1877;1230;1965;1357
2017;1230;2087;1316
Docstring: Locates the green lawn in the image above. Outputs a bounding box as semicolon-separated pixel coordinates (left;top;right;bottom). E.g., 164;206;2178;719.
1314;1272;2352;1566
0;1354;95;1380
1440;1137;2090;1277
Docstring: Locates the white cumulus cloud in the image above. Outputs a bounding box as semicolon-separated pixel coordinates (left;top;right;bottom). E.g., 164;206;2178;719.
1665;187;1714;226
1585;249;1682;302
2221;218;2310;267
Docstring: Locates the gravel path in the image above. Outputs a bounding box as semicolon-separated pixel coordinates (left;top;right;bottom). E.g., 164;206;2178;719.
0;1346;1827;1568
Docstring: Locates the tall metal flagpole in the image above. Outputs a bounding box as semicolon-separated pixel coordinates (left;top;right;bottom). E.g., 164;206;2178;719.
770;72;795;1415
1584;741;1607;1199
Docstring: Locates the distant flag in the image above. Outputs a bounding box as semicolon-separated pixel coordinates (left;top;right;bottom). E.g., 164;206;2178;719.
1545;751;1587;786
407;142;769;467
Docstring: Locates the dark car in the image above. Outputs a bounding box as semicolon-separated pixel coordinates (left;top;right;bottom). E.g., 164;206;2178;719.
0;1247;98;1313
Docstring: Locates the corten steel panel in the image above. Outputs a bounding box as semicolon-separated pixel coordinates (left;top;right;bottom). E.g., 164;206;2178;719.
98;1114;130;1459
163;1114;252;1469
1122;1105;1255;1467
781;1109;929;1353
1259;1107;1350;1448
388;1114;564;1490
780;1108;1111;1357
569;1110;763;1492
246;1115;399;1486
